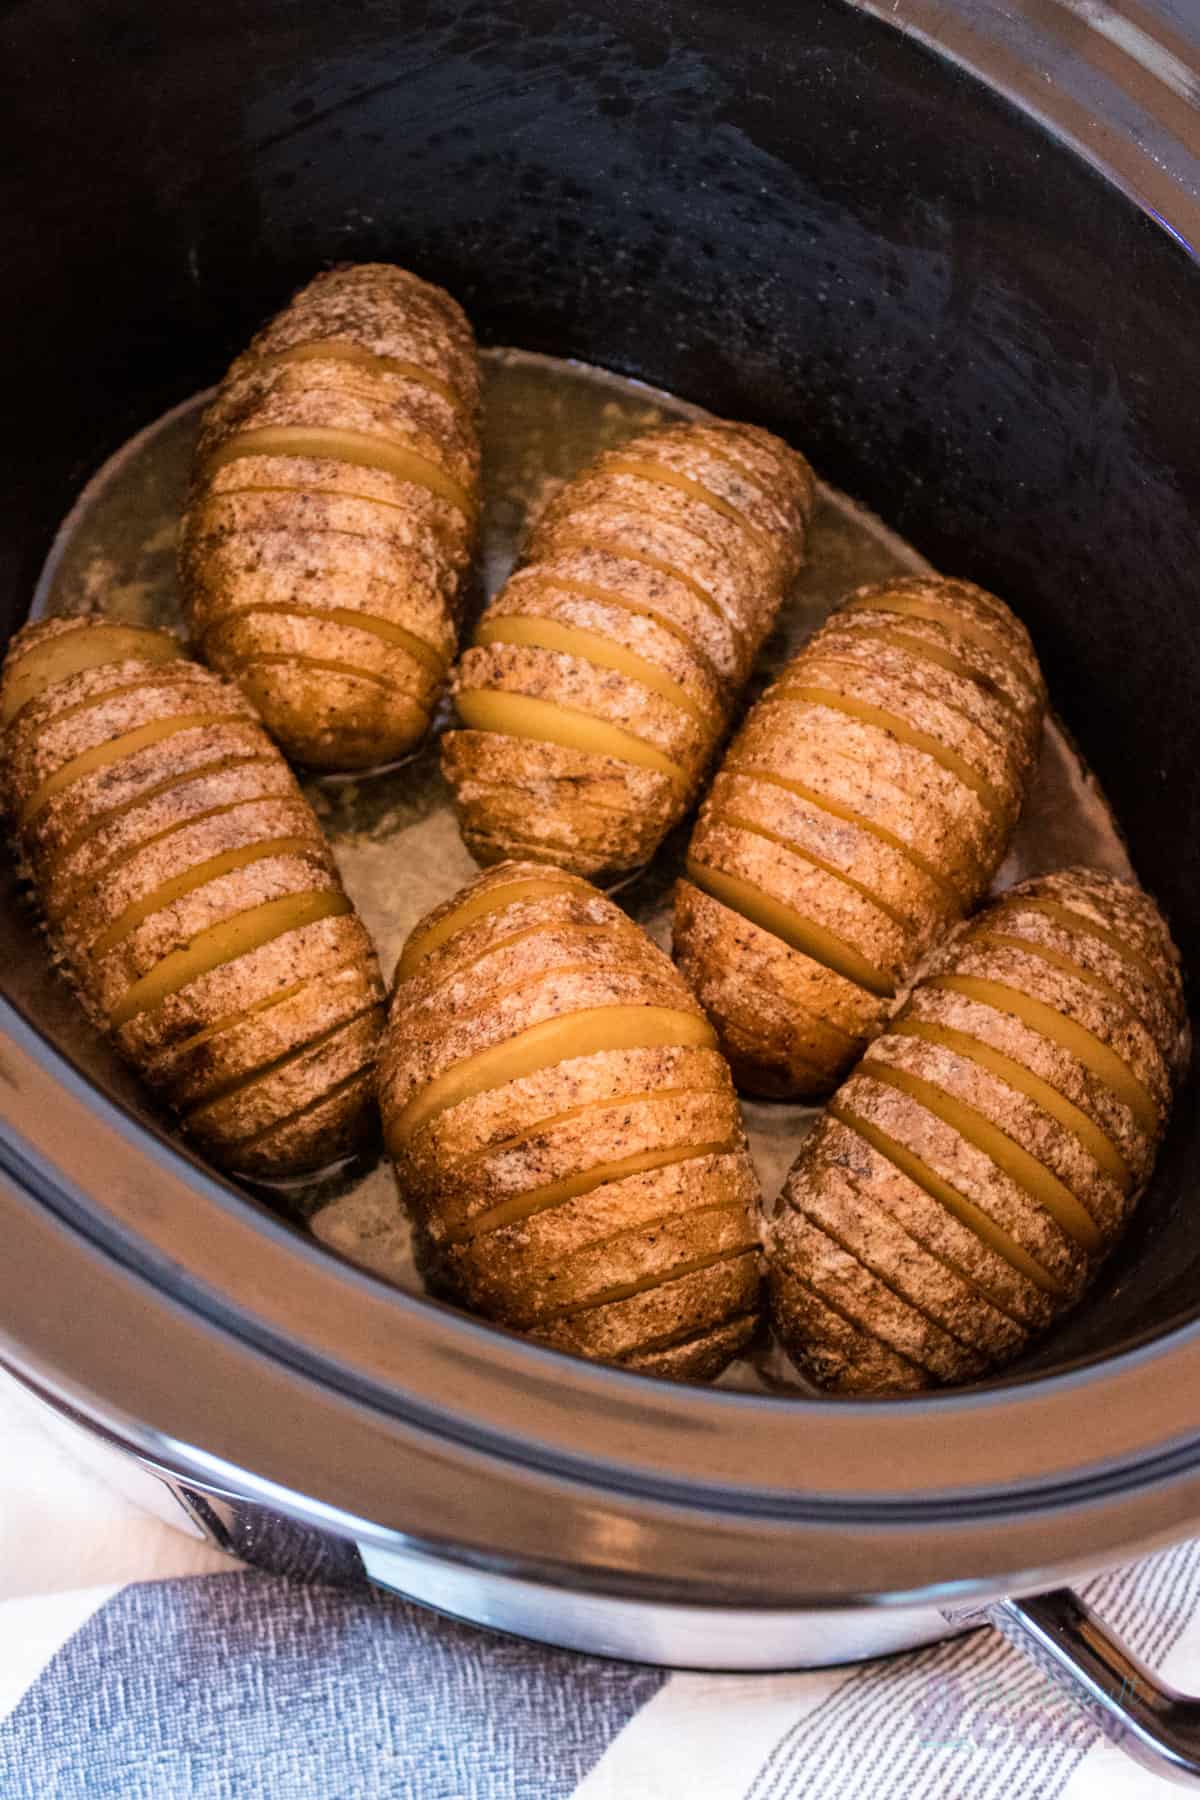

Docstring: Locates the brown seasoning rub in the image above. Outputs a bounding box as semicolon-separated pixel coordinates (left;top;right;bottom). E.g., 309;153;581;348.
0;616;385;1174
180;263;481;769
379;861;762;1379
442;419;815;876
767;868;1185;1392
673;575;1048;1097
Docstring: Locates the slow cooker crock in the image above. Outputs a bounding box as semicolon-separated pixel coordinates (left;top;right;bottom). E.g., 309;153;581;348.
3;0;1200;1779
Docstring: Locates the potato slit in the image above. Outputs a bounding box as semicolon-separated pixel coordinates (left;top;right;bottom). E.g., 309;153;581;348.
456;777;649;820
109;891;351;1027
774;686;1006;820
445;1083;727;1173
413;919;643;1004
977;930;1163;1040
462;827;645;870
780;1268;931;1379
545;532;746;655
784;1217;954;1378
41;750;275;885
208;481;457;529
675;892;859;1067
819;1163;1032;1329
1;625;182;725
707;808;915;932
252;341;461;408
89;835;326;958
409;955;667;1044
454;689;687;787
828;1102;1065;1294
789;1198;1005;1358
725;764;963;909
390;1005;716;1143
618;1307;758;1363
209;602;447;676
602;457;777;557
51;795;300;922
206;425;475;519
511;574;726;692
803;650;1011;751
1010;898;1176;998
930;974;1159;1135
840;592;1039;693
448;1140;739;1244
528;1241;756;1324
475;615;715;725
22;713;247;825
231;652;407;695
861;1059;1103;1251
220;1059;375;1152
17;670;201;741
184;1000;381;1122
160;953;368;1071
397;875;588;979
480;1191;746;1267
839;624;1021;713
892;1017;1131;1188
685;861;895;997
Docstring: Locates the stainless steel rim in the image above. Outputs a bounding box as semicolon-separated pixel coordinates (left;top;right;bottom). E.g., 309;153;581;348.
5;998;1200;1615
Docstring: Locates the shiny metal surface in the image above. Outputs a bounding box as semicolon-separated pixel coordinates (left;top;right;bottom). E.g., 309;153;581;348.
6;1002;1200;1620
18;1368;972;1665
31;1374;1200;1761
358;1540;971;1670
991;1589;1200;1787
850;0;1200;252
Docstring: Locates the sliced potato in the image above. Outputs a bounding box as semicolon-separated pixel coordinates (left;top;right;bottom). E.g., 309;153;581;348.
768;868;1185;1391
778;1137;1029;1365
405;1042;731;1185
532;1250;760;1366
1;617;385;1174
180;262;480;768
673;575;1047;1097
443;419;815;875
440;730;674;875
673;880;874;1098
380;861;762;1379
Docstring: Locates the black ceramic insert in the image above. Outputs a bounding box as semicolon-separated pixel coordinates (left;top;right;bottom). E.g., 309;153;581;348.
1;0;1197;1408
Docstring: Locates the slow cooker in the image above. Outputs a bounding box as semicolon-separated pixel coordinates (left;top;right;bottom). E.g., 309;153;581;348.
3;0;1200;1781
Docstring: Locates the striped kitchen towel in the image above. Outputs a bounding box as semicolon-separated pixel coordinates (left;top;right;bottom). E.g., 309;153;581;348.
1;1367;1196;1799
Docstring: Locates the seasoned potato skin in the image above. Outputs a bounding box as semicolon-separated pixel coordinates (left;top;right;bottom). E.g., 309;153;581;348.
180;263;481;769
1;616;385;1173
673;575;1047;1097
379;861;762;1378
767;868;1186;1392
442;420;815;876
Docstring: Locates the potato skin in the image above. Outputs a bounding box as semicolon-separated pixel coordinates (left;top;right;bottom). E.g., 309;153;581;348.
673;575;1047;1097
767;868;1186;1393
442;420;815;876
181;263;481;769
1;616;385;1174
379;861;762;1379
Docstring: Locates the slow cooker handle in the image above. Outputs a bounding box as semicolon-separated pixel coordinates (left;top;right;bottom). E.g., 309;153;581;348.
986;1589;1200;1786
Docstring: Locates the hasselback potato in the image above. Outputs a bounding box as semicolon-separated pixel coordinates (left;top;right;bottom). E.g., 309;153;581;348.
379;862;762;1378
181;263;481;769
1;616;385;1173
442;419;815;875
768;868;1186;1391
673;575;1047;1096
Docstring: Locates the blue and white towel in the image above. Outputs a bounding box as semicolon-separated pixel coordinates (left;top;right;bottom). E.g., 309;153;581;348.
2;1368;1196;1798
